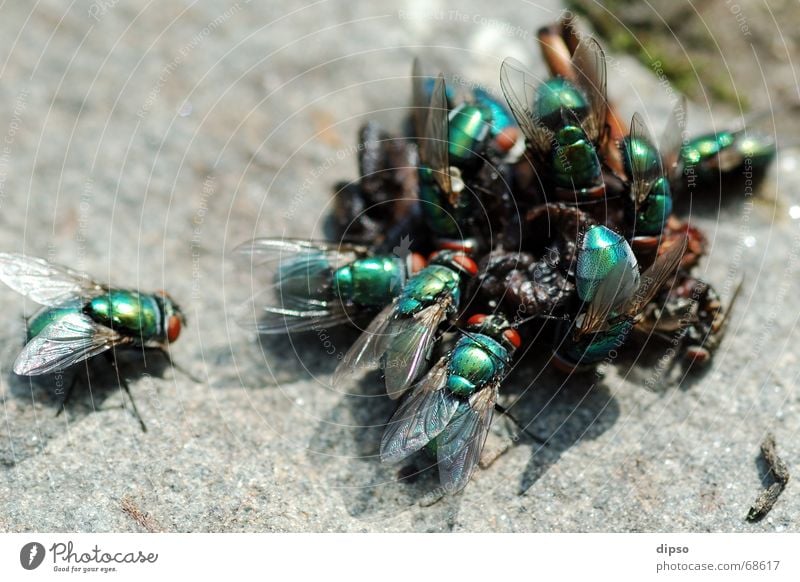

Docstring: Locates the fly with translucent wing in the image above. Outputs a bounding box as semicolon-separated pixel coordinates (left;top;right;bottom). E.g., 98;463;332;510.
0;253;186;429
232;238;426;334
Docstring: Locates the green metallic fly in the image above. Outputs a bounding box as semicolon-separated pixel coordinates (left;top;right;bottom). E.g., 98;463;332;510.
554;225;686;370
499;37;609;200
0;253;185;429
334;249;478;399
380;313;521;492
0;253;184;375
233;238;425;334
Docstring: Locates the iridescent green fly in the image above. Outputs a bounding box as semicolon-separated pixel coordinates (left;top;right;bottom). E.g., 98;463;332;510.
334;250;478;399
554;225;686;371
620;102;684;250
0;253;185;428
499;38;609;200
411;58;519;168
380;313;521;492
233;239;425;333
412;70;472;243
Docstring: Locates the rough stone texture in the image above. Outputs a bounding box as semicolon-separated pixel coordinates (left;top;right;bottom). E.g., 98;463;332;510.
0;0;797;532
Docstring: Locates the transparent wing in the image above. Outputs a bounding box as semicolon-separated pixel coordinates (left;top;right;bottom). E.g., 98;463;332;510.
234;239;371;334
233;238;366;269
332;301;397;386
0;253;104;307
625;235;687;317
660;97;687;183
436;383;499;493
383;302;447;399
411;57;430;141
420;74;453;198
380;357;459;463
579;254;640;336
499;57;554;159
14;313;128;375
571;37;607;144
628;113;664;207
236;290;351;334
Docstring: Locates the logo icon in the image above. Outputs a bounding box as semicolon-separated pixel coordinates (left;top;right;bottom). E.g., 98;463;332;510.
20;542;45;570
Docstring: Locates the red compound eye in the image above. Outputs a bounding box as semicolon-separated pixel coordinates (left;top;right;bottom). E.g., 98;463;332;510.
467;314;487;326
494;127;518;152
408;252;427;274
453;254;478;277
685;346;710;365
167;315;182;343
438;240;475;253
503;328;522;349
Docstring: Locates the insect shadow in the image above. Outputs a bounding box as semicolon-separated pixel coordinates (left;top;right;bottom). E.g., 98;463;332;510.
497;349;621;495
614;337;708;394
4;347;174;435
307;369;467;530
307;342;620;525
210;326;364;390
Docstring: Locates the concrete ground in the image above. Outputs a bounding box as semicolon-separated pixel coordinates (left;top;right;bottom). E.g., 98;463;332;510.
0;0;798;532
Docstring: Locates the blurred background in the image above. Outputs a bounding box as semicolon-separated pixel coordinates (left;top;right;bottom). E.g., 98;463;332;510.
0;0;798;532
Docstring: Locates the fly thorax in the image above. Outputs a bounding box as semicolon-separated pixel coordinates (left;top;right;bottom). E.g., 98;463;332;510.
87;290;160;340
576;225;639;305
396;264;459;315
622;135;660;179
448;103;493;167
534;77;589;131
446;333;508;396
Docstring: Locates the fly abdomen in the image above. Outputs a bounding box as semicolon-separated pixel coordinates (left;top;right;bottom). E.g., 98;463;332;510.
332;256;406;307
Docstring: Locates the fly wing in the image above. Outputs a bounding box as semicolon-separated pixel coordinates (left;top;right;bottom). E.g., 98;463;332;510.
380;357;459;463
332;301;397;386
233;239;369;333
436;383;499;493
660;97;687;183
237;291;351;334
571;37;608;145
411;57;430;141
0;253;105;307
421;74;453;198
233;238;366;269
628;113;664;208
625;235;687;317
383;302;447;400
579;252;640;336
14;313;129;375
499;57;554;160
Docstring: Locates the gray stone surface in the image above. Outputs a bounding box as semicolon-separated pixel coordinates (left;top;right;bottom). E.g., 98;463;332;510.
0;0;798;532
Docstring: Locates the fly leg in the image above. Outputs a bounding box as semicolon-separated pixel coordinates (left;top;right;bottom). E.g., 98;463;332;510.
143;346;202;383
53;372;78;419
480;403;549;471
104;350;147;432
